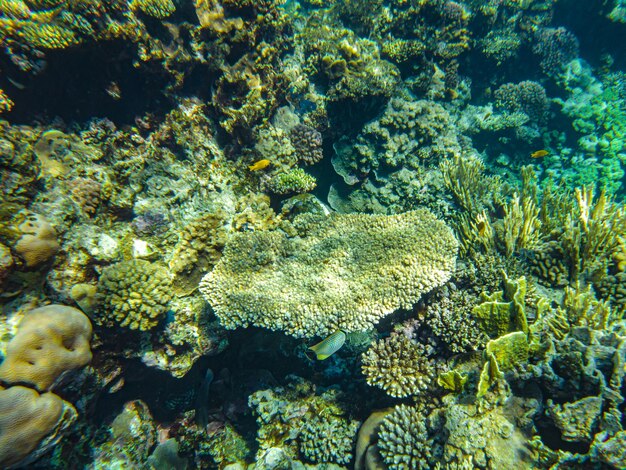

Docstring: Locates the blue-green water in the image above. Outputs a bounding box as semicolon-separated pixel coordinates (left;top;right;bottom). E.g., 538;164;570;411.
0;1;625;468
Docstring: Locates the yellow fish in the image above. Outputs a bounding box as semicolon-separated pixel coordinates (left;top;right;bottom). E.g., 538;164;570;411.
530;149;549;159
308;330;346;360
248;159;271;171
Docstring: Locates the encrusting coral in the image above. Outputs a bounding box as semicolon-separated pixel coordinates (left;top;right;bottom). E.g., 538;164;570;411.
361;334;435;398
95;259;172;331
200;209;458;338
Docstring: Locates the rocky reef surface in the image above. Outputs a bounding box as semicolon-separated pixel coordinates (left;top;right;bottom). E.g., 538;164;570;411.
1;0;626;468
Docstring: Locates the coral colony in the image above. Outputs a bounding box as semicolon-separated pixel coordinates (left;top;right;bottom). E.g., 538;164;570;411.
1;0;626;468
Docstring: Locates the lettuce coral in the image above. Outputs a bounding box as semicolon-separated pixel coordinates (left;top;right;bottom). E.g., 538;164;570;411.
200;209;458;338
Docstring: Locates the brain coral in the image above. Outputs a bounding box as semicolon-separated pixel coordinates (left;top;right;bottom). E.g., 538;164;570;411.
0;385;76;468
0;304;92;391
96;260;172;331
361;334;435;398
200;209;458;338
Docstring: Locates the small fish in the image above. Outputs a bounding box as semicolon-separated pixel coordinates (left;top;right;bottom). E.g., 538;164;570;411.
248;159;271;171
530;149;549;159
195;367;214;430
308;330;346;360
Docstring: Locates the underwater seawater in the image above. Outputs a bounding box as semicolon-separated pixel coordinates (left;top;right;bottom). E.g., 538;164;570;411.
1;0;626;468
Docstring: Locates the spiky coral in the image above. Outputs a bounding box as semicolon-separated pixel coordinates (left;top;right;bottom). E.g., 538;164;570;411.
361;334;436;398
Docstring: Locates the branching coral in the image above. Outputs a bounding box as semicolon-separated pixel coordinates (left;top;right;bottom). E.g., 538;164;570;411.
96;259;172;331
377;404;444;470
361;334;436;398
299;415;360;464
266;168;317;195
200;209;458;338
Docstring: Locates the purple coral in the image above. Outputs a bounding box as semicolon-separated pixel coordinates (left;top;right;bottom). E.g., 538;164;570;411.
532;27;579;75
132;211;169;236
289;123;323;165
494;80;550;124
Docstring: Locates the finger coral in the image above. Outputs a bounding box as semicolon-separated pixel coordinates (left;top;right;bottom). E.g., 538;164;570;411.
96;259;172;331
361;334;435;398
299;415;360;465
377;404;443;470
200;209;458;338
0;304;93;391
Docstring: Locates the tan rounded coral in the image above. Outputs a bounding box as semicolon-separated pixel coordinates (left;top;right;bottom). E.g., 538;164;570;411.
13;213;60;268
0;385;75;468
0;304;92;391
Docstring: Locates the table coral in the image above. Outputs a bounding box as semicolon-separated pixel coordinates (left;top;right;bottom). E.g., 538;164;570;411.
361;334;435;398
95;259;172;331
200;209;458;338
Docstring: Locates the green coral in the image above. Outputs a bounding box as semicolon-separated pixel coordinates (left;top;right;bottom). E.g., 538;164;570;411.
199;209;458;338
472;273;528;339
96;259;172;331
485;331;529;371
437;370;468;394
267;168;317;195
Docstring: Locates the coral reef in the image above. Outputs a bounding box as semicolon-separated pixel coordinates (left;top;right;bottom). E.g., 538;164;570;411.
200;209;458;338
1;0;626;468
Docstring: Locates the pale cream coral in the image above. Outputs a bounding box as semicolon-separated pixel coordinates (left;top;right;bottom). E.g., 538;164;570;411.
200;209;458;338
0;305;92;391
0;385;76;468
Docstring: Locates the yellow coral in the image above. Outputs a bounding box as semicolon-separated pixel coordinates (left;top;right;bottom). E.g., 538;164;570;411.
0;88;14;114
17;20;80;49
0;305;93;391
0;385;75;468
132;0;176;19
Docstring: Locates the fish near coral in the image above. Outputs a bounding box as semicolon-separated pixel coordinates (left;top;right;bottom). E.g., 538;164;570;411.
308;330;346;360
530;149;549;158
248;159;271;171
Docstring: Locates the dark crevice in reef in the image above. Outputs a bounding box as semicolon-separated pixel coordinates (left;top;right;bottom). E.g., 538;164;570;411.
0;41;173;126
